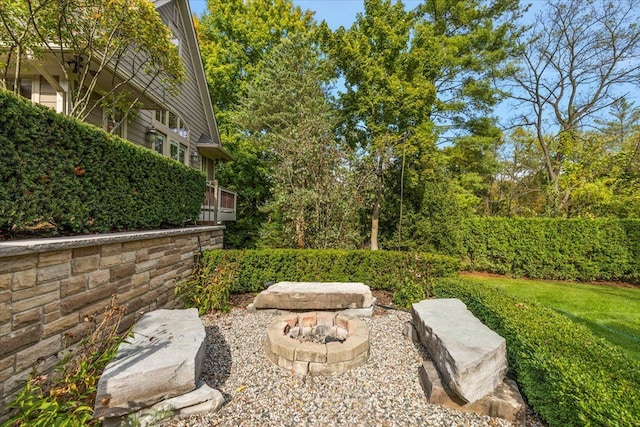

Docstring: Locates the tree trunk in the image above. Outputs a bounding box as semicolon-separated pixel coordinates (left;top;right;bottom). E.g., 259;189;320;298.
295;213;305;249
370;199;379;251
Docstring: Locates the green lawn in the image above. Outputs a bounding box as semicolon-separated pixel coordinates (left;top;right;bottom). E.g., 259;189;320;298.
463;274;640;361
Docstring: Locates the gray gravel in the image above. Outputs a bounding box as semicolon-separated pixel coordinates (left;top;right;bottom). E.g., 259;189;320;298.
168;308;538;427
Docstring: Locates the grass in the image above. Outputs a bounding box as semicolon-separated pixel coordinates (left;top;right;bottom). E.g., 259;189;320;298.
462;274;640;361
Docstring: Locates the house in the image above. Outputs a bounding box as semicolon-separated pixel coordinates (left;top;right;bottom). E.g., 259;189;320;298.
1;0;236;223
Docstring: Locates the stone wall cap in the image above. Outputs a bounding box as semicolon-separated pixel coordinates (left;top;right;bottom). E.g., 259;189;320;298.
0;226;225;257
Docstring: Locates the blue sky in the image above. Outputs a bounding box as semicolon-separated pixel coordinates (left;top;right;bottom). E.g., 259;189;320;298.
188;0;365;28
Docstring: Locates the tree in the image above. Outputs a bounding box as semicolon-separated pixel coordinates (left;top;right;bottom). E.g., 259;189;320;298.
195;0;314;133
232;36;366;249
324;0;522;249
0;0;185;131
195;0;316;248
508;0;640;214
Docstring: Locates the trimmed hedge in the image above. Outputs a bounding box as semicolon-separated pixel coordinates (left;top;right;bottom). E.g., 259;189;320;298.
0;89;205;235
434;278;640;427
461;217;640;283
199;249;460;293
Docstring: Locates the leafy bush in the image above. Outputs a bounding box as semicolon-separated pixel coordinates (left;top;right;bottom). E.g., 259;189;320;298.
2;298;128;427
0;89;205;236
461;217;640;283
433;278;640;427
199;249;459;295
175;254;239;314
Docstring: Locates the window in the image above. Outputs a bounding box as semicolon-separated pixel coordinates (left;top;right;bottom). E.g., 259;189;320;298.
7;78;33;100
170;140;179;160
179;144;186;164
151;109;190;165
153;132;165;155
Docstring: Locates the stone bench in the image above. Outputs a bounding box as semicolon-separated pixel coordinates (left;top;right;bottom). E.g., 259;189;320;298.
408;298;525;425
94;309;223;426
249;282;375;317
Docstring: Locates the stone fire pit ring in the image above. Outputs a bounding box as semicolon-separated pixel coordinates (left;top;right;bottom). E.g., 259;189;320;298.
265;312;370;376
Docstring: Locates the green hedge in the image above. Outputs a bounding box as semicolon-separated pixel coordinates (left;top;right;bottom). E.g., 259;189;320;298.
200;249;460;293
0;90;205;235
434;278;640;427
461;217;640;283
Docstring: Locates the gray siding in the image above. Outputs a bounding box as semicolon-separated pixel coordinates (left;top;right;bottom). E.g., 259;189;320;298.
156;2;211;158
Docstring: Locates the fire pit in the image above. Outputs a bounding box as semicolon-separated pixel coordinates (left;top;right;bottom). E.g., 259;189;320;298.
265;312;370;376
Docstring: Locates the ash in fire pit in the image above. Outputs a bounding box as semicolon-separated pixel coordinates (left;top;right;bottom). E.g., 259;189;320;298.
265;312;370;376
285;323;348;344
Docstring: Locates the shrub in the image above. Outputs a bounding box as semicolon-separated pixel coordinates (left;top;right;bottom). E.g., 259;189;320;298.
175;254;239;314
200;249;459;294
2;298;128;427
0;89;205;236
461;217;640;283
433;278;640;427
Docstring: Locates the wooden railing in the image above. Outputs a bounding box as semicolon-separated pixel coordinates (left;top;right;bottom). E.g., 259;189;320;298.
200;180;237;223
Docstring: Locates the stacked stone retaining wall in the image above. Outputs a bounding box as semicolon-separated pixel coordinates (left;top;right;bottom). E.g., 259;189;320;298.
0;226;224;417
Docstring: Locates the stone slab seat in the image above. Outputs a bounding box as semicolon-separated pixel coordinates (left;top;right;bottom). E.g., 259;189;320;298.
411;299;508;403
419;359;525;426
94;308;206;419
252;281;374;310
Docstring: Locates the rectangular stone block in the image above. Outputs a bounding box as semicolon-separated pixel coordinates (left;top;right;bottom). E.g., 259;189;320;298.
11;270;36;291
131;272;150;288
110;263;135;281
157;254;181;269
36;263;70;284
0;302;10;324
100;255;122;269
101;243;122;257
38;251;71;267
0;273;11;291
71;255;99;274
0;325;41;358
43;313;80;338
419;360;525;425
15;335;62;372
88;270;110;289
135;260;158;274
253;282;374;310
122;251;136;264
72;246;100;258
13;290;58;312
294;342;327;363
61;282;118;315
12;307;42;329
412;299;508;403
61;276;88;297
0;256;36;275
13;282;59;302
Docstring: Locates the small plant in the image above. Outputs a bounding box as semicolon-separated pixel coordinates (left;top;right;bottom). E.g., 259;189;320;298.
2;296;129;427
392;267;432;309
176;254;239;314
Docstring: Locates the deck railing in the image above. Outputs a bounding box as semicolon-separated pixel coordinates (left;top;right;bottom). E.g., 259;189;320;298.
200;180;237;223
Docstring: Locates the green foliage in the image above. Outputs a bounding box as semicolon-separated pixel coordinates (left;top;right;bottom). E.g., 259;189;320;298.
3;298;128;427
461;217;640;283
465;275;640;360
0;0;185;122
175;254;239;315
433;278;640;427
392;273;432;309
197;249;459;294
233;35;365;249
0;90;205;236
